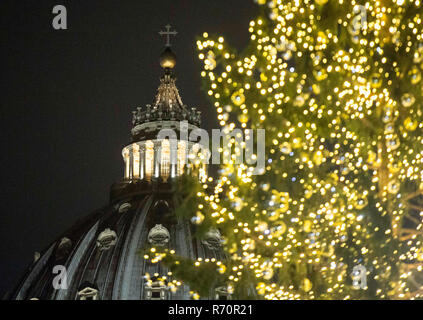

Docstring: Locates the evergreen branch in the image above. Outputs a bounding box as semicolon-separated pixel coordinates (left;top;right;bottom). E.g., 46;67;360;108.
408;288;423;298
404;190;423;202
400;234;415;241
407;203;423;213
402;263;423;270
403;213;422;226
400;228;423;237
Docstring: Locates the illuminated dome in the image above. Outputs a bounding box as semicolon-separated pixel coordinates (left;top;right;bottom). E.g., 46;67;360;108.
6;42;225;301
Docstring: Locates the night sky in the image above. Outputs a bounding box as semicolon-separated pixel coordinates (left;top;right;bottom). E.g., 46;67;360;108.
0;0;257;296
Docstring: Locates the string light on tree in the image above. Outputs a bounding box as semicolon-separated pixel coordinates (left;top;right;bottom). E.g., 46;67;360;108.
184;0;423;300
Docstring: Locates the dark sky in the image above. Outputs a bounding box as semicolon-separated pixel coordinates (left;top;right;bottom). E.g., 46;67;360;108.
0;0;257;296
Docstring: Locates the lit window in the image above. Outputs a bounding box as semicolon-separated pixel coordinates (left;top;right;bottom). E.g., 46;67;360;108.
123;148;130;179
177;141;186;175
145;141;154;180
161;140;170;181
132;144;140;178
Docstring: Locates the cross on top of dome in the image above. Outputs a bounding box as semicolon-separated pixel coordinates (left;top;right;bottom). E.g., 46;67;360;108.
158;24;177;47
159;25;177;69
130;27;201;131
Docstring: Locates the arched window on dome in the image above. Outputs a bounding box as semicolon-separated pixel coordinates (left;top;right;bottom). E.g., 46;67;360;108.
123;148;130;179
132;143;140;179
77;282;99;300
55;237;72;260
177;141;186;175
147;224;170;247
118;202;131;213
96;228;117;251
144;277;167;300
160;140;170;181
145;140;154;180
202;228;222;251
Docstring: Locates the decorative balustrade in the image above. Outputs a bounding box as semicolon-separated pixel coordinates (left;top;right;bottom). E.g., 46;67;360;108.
132;104;201;128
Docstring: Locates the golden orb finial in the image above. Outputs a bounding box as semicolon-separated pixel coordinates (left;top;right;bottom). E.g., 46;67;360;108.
159;47;177;69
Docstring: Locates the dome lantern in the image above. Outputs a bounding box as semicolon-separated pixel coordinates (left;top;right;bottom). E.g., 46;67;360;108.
7;27;220;301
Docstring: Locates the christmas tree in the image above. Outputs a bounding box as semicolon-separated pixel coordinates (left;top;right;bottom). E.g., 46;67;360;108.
147;0;423;299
